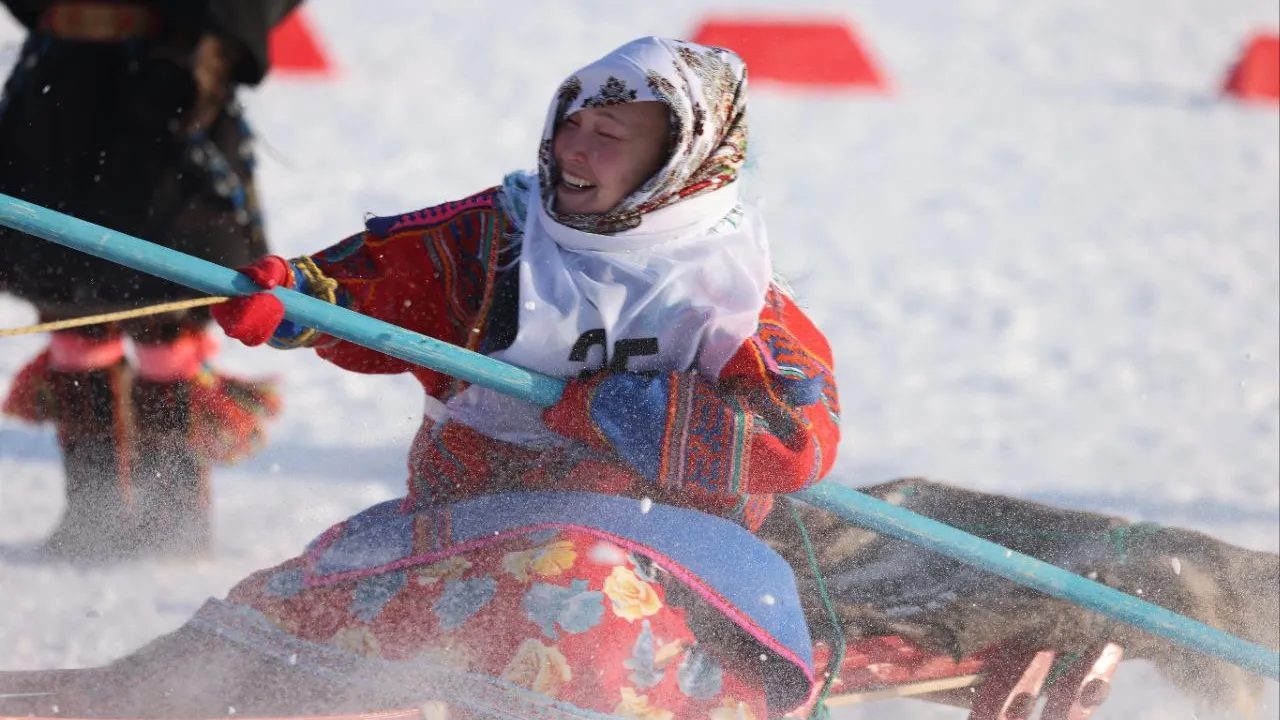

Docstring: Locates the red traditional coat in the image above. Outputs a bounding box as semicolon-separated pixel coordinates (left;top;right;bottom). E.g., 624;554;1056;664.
270;187;841;532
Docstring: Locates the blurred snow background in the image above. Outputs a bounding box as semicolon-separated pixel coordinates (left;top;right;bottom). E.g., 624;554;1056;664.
2;1;1277;716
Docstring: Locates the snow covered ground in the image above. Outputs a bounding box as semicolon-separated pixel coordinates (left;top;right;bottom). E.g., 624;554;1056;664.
1;1;1277;717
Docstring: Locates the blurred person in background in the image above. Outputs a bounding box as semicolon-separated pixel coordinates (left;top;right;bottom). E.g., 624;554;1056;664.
0;0;300;560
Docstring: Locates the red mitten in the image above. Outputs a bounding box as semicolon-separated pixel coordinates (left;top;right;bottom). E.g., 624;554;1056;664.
212;293;285;346
212;256;292;346
237;255;292;289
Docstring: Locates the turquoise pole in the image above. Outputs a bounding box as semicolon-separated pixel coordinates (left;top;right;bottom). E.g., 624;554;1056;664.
0;194;561;408
796;483;1278;679
2;192;1276;680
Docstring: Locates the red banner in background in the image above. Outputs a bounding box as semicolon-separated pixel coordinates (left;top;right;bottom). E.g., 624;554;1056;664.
268;8;333;76
1223;31;1280;104
691;16;888;90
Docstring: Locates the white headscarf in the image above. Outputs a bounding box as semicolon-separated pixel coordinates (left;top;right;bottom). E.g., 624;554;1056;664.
539;36;750;235
444;37;772;448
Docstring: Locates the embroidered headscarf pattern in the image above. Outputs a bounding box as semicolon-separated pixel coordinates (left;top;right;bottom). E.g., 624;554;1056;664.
538;37;749;234
582;77;639;107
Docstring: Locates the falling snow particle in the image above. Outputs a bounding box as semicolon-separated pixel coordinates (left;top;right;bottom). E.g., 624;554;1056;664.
639;497;653;514
42;85;51;94
288;653;298;665
1170;557;1181;576
762;594;776;605
759;653;768;662
524;301;537;311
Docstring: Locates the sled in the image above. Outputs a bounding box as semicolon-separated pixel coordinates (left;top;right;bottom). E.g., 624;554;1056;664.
813;637;1125;717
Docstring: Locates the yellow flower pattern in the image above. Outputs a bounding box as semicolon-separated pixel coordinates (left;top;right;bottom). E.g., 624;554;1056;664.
330;625;381;658
614;687;674;720
654;638;687;670
603;565;663;621
502;540;578;581
500;638;573;698
708;698;760;720
414;556;473;586
260;603;301;636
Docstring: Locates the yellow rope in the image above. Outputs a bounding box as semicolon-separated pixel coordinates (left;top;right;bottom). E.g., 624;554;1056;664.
0;296;229;337
283;257;337;347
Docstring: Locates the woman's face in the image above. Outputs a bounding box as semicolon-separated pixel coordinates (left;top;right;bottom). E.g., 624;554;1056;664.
552;101;670;215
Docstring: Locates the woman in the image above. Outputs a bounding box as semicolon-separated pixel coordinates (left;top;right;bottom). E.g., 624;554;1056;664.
8;36;840;719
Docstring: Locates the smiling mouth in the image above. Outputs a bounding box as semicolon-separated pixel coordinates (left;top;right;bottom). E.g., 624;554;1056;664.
560;171;596;190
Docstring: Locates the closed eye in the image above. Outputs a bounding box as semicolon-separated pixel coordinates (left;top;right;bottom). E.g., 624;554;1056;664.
561;114;623;140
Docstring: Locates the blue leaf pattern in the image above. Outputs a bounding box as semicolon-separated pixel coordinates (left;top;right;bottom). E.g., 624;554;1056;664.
523;579;605;640
558;583;606;634
677;645;723;700
432;577;498;630
262;568;305;599
349;571;408;622
624;620;664;689
522;583;564;638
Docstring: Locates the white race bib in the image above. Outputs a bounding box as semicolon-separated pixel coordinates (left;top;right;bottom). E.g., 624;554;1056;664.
443;177;770;447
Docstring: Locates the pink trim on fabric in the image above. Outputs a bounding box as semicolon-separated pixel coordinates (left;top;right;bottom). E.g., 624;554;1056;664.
135;332;220;381
305;518;353;557
48;333;125;371
384;192;498;235
751;333;784;375
302;520;815;684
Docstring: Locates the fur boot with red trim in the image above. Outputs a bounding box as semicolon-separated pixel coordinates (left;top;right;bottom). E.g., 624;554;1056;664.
3;323;279;560
2;329;138;561
128;322;279;558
